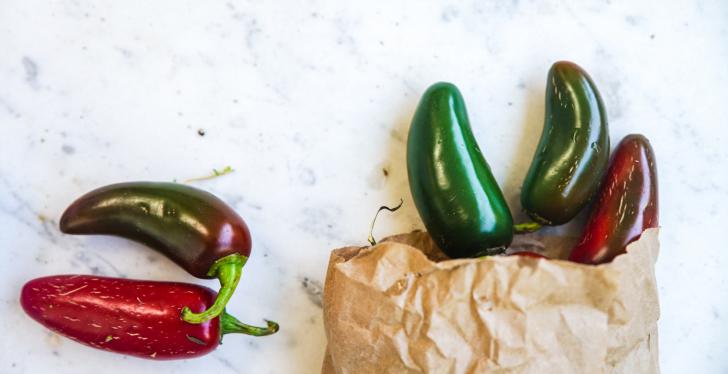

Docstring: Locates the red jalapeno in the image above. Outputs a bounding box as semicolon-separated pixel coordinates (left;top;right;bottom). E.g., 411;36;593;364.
568;134;658;264
20;275;278;360
510;251;548;259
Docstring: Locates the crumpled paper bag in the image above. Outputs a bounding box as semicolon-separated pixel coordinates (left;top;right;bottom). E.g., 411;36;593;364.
322;228;660;373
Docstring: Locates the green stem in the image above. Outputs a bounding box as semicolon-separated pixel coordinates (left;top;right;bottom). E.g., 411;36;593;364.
514;222;542;234
220;311;279;337
181;254;247;324
474;246;506;257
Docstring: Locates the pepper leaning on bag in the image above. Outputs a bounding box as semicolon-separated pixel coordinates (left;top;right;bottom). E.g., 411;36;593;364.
520;61;610;229
407;82;514;258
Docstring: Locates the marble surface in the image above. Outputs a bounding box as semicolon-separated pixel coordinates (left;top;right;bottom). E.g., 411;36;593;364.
1;1;726;373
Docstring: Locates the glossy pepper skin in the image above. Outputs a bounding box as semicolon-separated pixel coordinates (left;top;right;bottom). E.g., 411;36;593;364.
407;82;513;258
60;182;251;324
520;61;610;226
568;134;658;264
60;182;250;278
20;275;278;360
510;251;547;259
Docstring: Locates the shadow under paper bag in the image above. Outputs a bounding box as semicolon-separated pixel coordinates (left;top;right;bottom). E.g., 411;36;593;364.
321;228;660;373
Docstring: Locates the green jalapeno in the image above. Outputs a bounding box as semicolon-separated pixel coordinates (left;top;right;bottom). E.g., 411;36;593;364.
407;82;513;258
519;61;610;229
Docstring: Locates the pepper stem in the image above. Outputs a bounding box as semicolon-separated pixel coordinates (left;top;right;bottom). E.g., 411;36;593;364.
181;254;247;324
220;311;279;336
514;222;542;234
368;199;404;245
475;246;507;257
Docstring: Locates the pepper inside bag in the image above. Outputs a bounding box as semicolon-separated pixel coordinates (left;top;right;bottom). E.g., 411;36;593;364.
321;229;660;374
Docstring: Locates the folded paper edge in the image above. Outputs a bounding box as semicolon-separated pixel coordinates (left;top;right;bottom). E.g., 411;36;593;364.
329;228;659;271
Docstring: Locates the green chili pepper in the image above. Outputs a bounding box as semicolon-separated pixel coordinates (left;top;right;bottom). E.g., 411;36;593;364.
407;82;513;258
519;61;610;228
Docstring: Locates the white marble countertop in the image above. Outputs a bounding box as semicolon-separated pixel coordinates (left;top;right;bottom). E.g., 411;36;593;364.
1;1;726;373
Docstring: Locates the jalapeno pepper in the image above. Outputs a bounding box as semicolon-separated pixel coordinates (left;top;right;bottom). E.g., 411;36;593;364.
510;251;547;259
568;134;658;264
519;61;610;229
60;182;250;324
407;82;513;258
21;275;278;360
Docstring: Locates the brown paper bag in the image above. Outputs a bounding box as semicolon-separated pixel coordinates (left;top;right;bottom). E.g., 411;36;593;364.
322;228;660;373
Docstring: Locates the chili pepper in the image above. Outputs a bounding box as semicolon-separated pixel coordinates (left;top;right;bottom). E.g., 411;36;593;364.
20;275;278;360
59;182;250;324
407;82;513;258
568;134;658;264
510;251;547;259
519;61;610;229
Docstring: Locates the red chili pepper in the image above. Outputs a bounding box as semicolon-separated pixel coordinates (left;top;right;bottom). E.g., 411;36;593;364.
568;134;658;264
510;251;548;259
20;275;278;360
